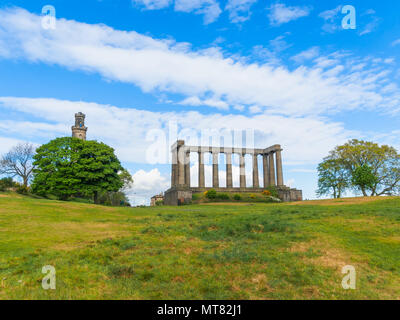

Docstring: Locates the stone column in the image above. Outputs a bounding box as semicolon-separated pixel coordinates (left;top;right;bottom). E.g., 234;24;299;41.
269;152;276;186
177;145;185;186
226;153;233;188
240;152;246;188
212;151;219;188
198;151;205;188
252;153;259;188
171;147;177;187
276;149;284;186
263;154;269;188
184;151;190;187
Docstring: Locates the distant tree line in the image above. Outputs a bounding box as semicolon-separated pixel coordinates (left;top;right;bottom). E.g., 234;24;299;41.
317;139;400;198
0;138;133;206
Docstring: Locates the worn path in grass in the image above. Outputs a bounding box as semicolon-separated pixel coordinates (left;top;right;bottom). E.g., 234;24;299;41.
0;193;399;299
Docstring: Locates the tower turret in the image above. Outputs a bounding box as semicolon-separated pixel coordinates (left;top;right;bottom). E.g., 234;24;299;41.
71;112;87;140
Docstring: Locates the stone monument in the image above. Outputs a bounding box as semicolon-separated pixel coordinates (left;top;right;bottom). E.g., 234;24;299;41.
164;140;302;205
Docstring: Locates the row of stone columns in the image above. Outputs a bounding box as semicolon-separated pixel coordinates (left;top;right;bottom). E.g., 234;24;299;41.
171;145;284;189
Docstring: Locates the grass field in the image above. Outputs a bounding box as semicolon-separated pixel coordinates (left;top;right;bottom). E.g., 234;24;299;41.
0;192;399;300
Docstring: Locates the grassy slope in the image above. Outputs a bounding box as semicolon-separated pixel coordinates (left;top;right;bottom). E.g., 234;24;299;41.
0;193;399;300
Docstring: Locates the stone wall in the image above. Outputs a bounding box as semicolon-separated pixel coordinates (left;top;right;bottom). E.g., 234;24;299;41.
164;188;193;206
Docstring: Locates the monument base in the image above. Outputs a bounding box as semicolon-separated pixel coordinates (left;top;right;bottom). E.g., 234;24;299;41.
164;186;302;205
164;187;193;206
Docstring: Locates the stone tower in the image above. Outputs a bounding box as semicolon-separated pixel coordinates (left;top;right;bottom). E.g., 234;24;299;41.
71;112;88;140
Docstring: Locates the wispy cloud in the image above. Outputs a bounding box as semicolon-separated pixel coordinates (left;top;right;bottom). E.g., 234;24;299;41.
392;39;400;47
0;96;356;167
133;0;221;24
0;8;399;116
225;0;257;23
291;46;320;63
267;3;312;26
319;6;342;33
133;0;172;10
359;9;380;36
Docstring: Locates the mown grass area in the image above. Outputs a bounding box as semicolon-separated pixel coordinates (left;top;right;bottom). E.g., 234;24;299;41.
0;192;399;300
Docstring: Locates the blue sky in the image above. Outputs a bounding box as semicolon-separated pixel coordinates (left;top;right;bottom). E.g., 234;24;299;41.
0;1;399;204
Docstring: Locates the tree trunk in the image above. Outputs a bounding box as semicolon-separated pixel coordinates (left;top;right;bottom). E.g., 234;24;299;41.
94;191;99;204
361;187;367;197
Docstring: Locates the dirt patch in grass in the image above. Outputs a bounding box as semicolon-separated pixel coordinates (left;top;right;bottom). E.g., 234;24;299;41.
289;240;351;270
49;222;133;250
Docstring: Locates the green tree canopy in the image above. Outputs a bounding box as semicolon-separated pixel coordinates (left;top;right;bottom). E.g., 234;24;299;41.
351;164;378;196
31;137;126;202
316;157;349;198
317;139;400;197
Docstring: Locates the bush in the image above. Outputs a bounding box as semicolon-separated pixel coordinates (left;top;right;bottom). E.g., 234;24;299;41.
192;193;201;201
262;190;271;196
233;194;242;201
155;200;163;206
217;193;230;200
205;189;217;199
15;183;29;195
265;186;279;198
0;178;15;191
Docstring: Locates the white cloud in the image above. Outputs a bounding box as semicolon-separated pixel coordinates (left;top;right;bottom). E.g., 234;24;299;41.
133;0;221;24
225;0;257;23
0;8;398;116
291;46;320;63
249;105;262;114
179;96;229;110
128;168;169;205
133;0;172;10
286;178;295;187
0;96;356;167
0;136;33;155
267;3;312;26
319;6;342;33
358;9;380;36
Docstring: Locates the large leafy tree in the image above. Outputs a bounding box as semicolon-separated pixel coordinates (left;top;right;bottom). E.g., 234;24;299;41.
318;139;400;197
31;137;126;202
333;139;400;196
316;157;349;198
351;164;379;196
0;143;35;187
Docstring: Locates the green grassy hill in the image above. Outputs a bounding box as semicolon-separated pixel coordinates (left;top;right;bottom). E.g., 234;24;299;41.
0;192;399;300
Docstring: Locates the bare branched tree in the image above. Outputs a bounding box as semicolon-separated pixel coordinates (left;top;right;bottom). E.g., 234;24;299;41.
0;143;35;187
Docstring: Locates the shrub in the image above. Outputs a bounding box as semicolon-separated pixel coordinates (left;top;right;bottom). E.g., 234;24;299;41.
233;194;242;201
262;190;271;196
0;178;14;191
250;194;256;199
155;200;163;206
265;186;279;198
205;189;217;199
15;183;29;195
217;193;230;200
192;193;201;201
